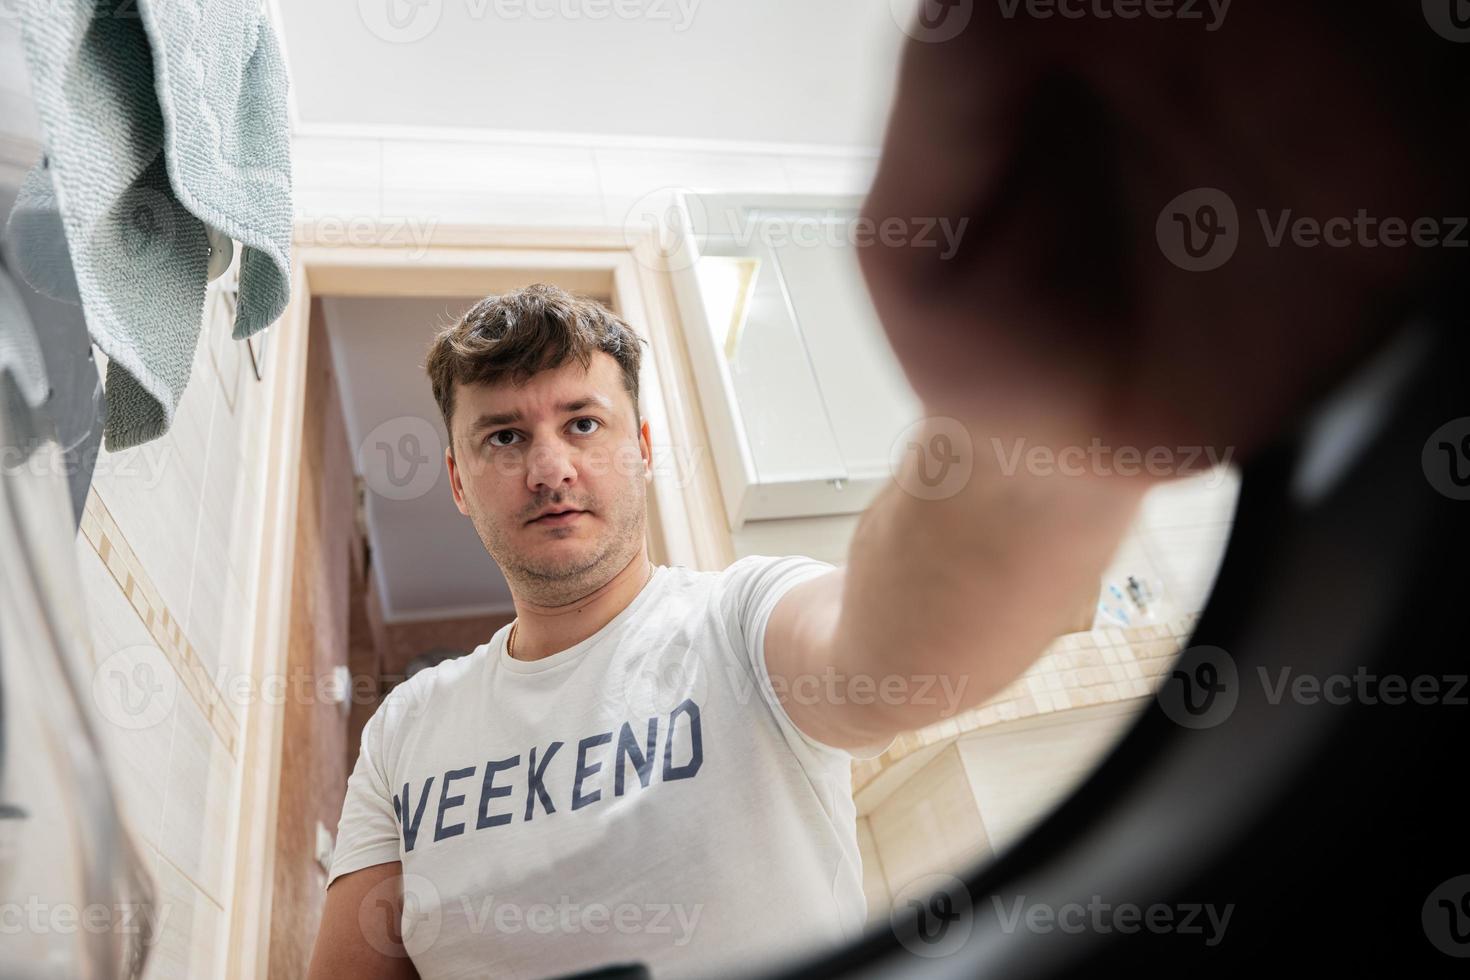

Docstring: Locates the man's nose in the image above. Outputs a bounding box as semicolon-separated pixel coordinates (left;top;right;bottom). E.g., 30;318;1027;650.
526;440;578;492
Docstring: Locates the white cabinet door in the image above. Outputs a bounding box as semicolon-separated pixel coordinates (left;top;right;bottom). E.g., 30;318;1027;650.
672;192;920;529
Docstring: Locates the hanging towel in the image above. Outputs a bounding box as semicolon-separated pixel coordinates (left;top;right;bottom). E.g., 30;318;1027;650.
8;0;292;451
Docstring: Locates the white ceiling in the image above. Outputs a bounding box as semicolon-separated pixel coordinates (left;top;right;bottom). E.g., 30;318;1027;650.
323;295;515;622
275;0;904;149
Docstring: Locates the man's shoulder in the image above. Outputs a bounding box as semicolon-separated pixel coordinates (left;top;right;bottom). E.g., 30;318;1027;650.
372;643;492;729
698;554;837;581
714;554;839;593
663;556;833;607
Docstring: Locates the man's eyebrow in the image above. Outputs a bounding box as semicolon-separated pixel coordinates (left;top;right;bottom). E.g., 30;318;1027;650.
465;397;609;433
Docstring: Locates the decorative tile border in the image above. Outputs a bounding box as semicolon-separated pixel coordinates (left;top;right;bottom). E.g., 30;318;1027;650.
850;614;1199;794
80;490;240;758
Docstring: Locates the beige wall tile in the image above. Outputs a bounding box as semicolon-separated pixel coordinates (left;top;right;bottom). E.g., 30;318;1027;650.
141;849;222;980
956;702;1146;856
201;314;267;588
158;692;236;905
210;569;252;708
90;414;208;636
74;544;177;854
185;523;230;680
868;745;990;896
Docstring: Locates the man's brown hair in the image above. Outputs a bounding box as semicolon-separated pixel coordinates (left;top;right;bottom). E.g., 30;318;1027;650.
425;284;647;452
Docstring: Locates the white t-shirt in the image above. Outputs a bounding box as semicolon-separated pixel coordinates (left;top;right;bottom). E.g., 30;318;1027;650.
327;555;896;980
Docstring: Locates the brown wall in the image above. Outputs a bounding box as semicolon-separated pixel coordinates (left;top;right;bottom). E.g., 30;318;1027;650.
345;539;389;767
267;301;360;979
382;611;514;683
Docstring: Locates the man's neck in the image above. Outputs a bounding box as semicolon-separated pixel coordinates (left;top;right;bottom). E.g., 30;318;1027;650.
507;549;655;663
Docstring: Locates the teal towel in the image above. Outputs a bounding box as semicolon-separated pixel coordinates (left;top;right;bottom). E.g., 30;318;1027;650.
9;0;292;451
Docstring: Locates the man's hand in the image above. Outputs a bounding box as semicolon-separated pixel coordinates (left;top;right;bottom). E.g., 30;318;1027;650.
859;4;1440;462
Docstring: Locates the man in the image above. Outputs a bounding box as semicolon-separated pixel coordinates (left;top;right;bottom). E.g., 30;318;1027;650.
305;283;1147;979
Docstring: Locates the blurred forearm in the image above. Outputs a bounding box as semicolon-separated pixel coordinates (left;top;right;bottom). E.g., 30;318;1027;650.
833;415;1148;733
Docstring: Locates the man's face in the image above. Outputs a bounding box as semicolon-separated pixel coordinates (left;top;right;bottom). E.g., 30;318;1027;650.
445;352;652;599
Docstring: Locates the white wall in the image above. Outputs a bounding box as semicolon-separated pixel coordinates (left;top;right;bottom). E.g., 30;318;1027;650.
292;131;879;231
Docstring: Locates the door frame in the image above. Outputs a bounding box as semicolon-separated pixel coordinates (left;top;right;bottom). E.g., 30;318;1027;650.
222;223;732;980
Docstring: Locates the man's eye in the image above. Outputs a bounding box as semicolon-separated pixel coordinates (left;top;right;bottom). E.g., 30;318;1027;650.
487;430;521;447
486;420;597;446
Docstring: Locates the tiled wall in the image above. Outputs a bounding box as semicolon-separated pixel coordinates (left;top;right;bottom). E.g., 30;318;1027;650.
863;744;991;918
856;701;1151;923
851;612;1201;922
1099;468;1241;624
74;287;268;977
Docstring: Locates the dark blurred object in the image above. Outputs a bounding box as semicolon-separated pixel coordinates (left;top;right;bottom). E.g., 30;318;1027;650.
0;188;105;527
773;301;1470;977
554;962;651;979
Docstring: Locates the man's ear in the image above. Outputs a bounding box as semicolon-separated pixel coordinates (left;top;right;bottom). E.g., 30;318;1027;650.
446;445;470;516
638;418;653;481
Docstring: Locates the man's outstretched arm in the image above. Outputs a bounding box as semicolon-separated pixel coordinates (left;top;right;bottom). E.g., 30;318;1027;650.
765;416;1149;752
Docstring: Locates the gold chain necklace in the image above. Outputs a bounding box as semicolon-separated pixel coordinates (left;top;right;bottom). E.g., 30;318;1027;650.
508;563;655;661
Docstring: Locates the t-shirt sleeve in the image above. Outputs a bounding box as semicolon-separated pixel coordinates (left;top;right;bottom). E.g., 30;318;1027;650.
719;554;898;765
325;696;404;890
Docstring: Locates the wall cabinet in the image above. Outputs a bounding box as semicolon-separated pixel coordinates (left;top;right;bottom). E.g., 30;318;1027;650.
669;192;921;529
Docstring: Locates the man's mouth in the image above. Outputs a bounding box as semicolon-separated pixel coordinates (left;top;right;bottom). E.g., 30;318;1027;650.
528;508;587;526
